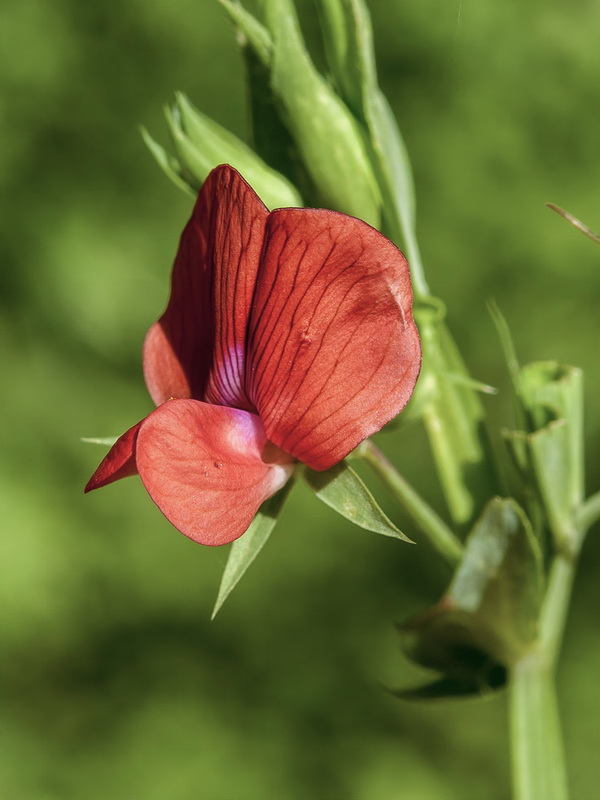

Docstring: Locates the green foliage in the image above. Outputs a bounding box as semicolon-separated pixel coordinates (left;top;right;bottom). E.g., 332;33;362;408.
212;480;296;618
145;92;302;209
304;462;411;541
395;498;543;698
3;0;600;797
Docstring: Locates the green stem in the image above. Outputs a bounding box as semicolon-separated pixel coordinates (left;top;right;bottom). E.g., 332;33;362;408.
509;549;577;800
576;490;600;536
360;440;463;567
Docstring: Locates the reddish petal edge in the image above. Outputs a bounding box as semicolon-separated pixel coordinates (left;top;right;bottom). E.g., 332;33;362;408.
84;422;142;492
142;165;269;411
135;399;294;546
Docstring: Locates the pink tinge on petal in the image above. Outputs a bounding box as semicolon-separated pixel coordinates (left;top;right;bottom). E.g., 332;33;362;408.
85;422;142;492
135;399;295;546
143;166;269;410
247;207;421;471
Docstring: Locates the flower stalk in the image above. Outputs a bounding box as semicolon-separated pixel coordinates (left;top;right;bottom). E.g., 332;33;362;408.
509;548;576;800
359;440;463;567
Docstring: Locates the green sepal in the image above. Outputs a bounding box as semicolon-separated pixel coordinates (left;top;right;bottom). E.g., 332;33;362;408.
80;436;119;446
211;479;295;619
162;94;302;209
141;127;196;196
395;498;543;700
217;0;273;68
303;461;411;542
258;0;382;226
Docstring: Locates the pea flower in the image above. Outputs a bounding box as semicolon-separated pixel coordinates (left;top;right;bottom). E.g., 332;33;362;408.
86;165;421;545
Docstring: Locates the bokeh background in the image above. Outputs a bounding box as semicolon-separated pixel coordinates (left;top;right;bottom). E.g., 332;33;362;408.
2;0;599;797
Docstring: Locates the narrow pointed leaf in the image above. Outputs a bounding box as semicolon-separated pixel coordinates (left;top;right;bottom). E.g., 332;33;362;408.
217;0;273;68
212;479;295;619
141;127;195;196
172;94;302;209
304;462;411;541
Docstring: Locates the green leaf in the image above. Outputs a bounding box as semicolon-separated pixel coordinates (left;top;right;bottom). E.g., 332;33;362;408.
315;0;424;294
414;306;498;525
520;362;584;547
396;498;543;699
217;0;273;68
211;480;295;619
141;127;196;196
303;462;411;541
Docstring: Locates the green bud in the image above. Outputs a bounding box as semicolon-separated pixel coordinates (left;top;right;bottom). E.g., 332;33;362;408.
238;0;382;226
394;498;543;699
146;93;303;210
315;0;426;295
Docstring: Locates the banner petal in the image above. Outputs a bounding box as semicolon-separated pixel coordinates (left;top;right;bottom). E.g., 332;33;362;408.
247;208;421;470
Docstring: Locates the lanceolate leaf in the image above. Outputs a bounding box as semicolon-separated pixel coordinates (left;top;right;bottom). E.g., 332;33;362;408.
304;462;411;541
141;127;196;196
212;479;295;619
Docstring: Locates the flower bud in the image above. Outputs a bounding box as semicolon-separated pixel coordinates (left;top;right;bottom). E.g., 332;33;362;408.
146;93;302;210
222;0;382;226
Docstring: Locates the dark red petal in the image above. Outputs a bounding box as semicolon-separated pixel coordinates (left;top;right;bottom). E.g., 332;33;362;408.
143;165;269;409
135;399;294;546
84;422;142;492
246;209;421;470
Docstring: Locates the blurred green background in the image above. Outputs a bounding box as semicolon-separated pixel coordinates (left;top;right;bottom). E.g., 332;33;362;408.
2;0;599;797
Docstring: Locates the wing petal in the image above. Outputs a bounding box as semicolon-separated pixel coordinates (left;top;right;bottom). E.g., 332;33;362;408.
135;399;294;545
143;165;269;410
85;422;141;492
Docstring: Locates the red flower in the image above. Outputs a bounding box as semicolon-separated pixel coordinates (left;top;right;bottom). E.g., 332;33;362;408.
86;165;421;545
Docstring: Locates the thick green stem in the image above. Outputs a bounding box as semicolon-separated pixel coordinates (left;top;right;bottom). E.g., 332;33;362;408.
510;655;568;800
360;440;463;567
509;550;577;800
